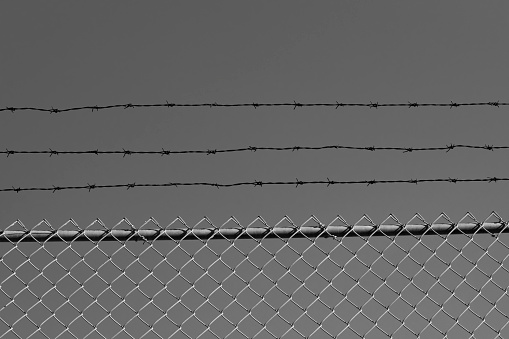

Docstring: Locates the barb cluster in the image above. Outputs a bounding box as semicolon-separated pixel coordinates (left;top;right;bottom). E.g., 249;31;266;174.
1;100;506;113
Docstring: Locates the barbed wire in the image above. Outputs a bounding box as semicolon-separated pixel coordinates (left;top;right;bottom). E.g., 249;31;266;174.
1;143;506;157
3;177;509;192
1;100;506;114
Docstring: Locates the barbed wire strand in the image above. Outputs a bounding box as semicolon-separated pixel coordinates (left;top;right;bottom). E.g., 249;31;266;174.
3;177;508;192
1;144;505;157
1;101;506;113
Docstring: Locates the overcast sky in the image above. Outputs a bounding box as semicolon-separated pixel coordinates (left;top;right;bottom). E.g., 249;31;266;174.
2;1;509;228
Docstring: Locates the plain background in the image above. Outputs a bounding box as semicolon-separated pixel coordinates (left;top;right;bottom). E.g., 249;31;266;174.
2;1;509;228
2;2;509;338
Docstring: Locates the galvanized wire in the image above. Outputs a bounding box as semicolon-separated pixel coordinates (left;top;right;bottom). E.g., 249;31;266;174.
1;100;506;113
1;143;506;157
1;212;509;338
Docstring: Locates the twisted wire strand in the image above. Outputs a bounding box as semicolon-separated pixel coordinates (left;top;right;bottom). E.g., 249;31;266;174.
3;177;508;192
1;144;506;157
1;100;506;113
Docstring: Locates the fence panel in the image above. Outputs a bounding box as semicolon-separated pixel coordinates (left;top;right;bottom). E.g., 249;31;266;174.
1;214;509;338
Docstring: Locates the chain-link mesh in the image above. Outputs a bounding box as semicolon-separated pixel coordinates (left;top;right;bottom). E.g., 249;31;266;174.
2;213;509;338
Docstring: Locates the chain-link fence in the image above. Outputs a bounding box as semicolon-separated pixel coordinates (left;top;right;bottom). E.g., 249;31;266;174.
2;213;509;338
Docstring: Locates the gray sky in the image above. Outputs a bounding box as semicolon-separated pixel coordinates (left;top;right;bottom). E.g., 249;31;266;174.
2;1;509;227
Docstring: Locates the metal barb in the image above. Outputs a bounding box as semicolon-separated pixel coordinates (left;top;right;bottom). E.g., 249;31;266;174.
449;101;459;108
446;144;456;152
326;178;334;187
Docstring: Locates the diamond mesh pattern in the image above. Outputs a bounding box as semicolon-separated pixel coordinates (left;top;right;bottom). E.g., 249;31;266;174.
1;213;509;338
